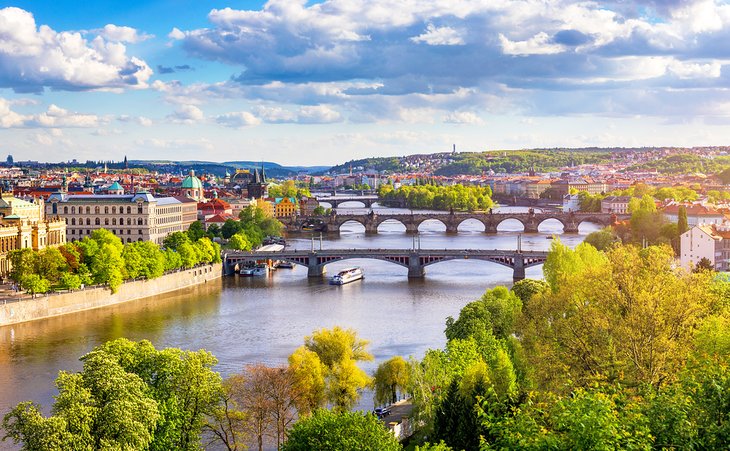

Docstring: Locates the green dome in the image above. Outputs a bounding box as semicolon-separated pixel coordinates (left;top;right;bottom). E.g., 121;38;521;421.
108;181;123;191
182;170;203;189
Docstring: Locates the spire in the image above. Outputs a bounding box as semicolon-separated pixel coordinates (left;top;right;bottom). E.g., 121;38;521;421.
253;168;261;184
260;162;266;182
124;155;129;170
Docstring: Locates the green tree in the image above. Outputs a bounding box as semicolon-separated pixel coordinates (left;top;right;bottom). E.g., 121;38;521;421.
19;274;50;297
187;220;205;242
510;279;549;306
221;220;243;240
229;232;252;251
677;205;689;235
288;347;326;416
282;409;401;451
60;273;82;291
35;248;68;284
8;248;36;284
3;346;160;451
584;227;618;251
163;231;191;251
374;356;410;405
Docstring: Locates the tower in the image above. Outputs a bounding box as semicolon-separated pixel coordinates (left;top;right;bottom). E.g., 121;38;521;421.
124;155;129;170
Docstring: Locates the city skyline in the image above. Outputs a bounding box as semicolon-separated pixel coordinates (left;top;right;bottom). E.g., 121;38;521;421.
2;0;730;165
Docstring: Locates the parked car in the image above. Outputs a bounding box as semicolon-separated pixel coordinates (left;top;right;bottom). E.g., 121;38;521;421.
374;406;391;418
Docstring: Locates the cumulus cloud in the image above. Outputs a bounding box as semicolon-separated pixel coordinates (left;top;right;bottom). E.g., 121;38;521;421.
0;7;152;92
117;115;153;126
168;104;204;124
96;24;152;43
163;0;730;120
0;98;104;128
215;111;261;127
411;24;464;45
252;105;343;124
443;111;484;125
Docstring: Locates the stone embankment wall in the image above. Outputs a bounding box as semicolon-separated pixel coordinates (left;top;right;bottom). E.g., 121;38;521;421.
0;263;221;326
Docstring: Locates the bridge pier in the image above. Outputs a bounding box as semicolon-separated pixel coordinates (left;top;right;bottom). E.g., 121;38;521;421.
307;255;326;278
563;222;579;233
445;224;458;234
484;223;498;234
513;256;526;282
405;223;419;234
407;254;425;278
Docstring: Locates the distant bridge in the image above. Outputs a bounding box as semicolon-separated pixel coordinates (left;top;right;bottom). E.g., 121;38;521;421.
315;195;380;208
224;248;550;281
282;211;627;234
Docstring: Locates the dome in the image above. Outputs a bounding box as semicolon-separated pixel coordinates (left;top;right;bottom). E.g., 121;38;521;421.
181;170;203;190
108;181;123;191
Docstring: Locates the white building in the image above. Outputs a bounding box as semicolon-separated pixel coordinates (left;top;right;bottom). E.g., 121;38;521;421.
563;194;580;212
601;196;631;214
680;223;730;271
664;204;726;226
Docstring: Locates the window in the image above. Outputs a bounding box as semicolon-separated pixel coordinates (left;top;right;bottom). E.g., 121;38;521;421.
71;206;76;214
112;206;116;214
95;206;100;214
86;218;91;225
138;204;143;214
127;218;131;225
139;230;142;235
86;206;90;214
105;206;109;214
95;218;100;225
71;218;76;225
105;218;109;225
137;218;143;225
112;218;117;225
127;206;131;214
52;203;57;214
120;217;123;225
63;206;68;214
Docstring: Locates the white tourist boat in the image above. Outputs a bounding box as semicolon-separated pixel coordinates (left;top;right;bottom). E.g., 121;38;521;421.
239;264;255;276
330;267;364;285
252;263;269;276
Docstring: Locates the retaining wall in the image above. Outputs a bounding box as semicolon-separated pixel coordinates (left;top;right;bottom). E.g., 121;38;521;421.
0;263;221;326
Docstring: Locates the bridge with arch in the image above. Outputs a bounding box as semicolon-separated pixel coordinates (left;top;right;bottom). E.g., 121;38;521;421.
224;248;549;281
281;211;628;234
315;195;380;208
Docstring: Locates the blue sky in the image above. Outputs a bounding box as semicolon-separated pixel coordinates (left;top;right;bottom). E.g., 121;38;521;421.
2;0;730;165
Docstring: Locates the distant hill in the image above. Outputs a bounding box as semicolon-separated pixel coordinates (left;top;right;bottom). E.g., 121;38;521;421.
128;160;328;177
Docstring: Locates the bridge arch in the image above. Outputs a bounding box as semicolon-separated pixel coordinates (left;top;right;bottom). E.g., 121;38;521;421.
495;217;526;231
537;217;566;232
416;218;448;232
337;218;367;233
456;217;487;232
376;218;407;232
336;200;369;208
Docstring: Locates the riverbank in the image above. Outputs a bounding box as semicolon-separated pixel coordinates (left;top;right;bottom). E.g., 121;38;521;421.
0;263;221;326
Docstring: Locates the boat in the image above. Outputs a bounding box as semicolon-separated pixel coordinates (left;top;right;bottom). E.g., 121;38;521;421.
330;267;364;285
278;261;294;269
239;264;256;276
252;263;269;276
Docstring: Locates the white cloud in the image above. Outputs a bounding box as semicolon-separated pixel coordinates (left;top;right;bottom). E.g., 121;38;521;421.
411;23;464;45
499;32;564;55
117;115;153;126
215;111;261;127
443;111;484;124
135;138;214;151
253;105;343;124
0;7;152;92
0;98;104;128
168;104;204;124
168;27;185;40
96;24;152;43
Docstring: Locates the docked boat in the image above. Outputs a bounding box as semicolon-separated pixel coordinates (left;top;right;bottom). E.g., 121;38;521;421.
252;263;269;276
278;261;294;269
330;267;364;285
239;264;255;276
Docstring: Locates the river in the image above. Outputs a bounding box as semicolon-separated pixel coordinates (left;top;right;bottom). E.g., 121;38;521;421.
0;206;598;441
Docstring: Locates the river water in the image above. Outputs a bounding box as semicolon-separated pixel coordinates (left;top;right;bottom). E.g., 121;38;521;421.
0;206;598;433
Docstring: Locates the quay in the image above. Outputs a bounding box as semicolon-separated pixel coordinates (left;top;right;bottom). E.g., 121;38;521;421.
224;248;548;281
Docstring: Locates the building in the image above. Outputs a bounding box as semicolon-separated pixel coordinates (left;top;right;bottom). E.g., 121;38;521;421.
0;191;66;276
181;170;205;202
272;197;298;218
663;204;726;226
247;166;268;199
601;196;631;214
198;191;232;220
299;196;320;216
46;191;197;245
680;223;730;271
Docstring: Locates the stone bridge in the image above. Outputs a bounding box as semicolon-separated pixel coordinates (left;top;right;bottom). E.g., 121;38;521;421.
282;211;627;234
224;248;548;281
315;195;380;208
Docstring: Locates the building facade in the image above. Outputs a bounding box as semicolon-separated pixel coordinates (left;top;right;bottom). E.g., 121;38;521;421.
46;192;196;245
0;191;66;276
601;196;631;214
680;223;730;271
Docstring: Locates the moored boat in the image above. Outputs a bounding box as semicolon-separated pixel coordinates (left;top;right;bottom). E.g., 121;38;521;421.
330;267;364;285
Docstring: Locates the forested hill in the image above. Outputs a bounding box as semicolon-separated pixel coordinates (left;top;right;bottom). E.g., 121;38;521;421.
325;149;613;175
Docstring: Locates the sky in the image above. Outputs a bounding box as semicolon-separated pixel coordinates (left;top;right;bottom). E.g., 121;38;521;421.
2;0;730;166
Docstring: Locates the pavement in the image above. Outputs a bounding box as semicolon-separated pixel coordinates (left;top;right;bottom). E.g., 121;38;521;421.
379;398;414;424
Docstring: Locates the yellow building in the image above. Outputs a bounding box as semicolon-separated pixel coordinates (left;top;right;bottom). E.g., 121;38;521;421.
0;191;66;276
273;197;298;218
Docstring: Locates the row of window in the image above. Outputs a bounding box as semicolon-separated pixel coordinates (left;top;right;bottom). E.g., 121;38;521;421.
56;205;144;215
71;237;143;243
69;229;143;236
66;217;146;226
